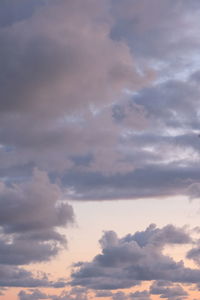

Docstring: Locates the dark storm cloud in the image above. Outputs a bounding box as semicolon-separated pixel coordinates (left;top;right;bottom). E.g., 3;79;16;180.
70;225;199;290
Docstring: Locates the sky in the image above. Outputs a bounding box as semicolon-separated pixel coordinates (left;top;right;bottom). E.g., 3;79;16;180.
1;0;200;299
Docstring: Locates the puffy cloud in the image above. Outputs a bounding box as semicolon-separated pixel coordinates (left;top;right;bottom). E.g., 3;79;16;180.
0;169;74;287
70;224;200;290
0;168;73;235
129;291;151;300
1;0;200;195
187;244;200;267
0;0;148;114
96;290;113;298
0;0;152;177
18;289;49;300
150;281;188;299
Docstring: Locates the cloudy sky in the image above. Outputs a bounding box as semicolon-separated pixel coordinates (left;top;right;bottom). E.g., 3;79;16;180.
1;0;200;299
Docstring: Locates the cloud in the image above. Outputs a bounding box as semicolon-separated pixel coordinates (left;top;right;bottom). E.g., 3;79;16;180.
0;169;74;287
129;290;151;300
1;0;200;295
70;224;200;290
150;281;188;300
0;0;153;177
18;287;90;300
0;265;66;288
96;290;113;298
187;244;200;267
1;0;200;192
0;168;74;235
18;289;49;300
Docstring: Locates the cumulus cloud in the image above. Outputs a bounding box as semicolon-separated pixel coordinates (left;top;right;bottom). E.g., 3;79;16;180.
187;243;200;267
150;281;188;300
0;0;154;178
0;169;74;287
70;224;200;289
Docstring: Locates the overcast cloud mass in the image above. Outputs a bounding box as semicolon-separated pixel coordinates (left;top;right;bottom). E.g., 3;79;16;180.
1;0;200;299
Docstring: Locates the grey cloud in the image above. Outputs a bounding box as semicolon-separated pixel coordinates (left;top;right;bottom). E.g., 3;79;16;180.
18;287;89;300
121;224;192;248
1;0;200;183
112;291;128;300
0;169;74;285
0;0;47;27
62;164;200;200
150;281;188;299
0;265;66;288
18;289;49;300
187;245;200;267
70;225;198;290
129;290;151;300
0;168;74;233
110;0;200;70
96;290;151;300
0;0;151;176
96;290;113;297
0;0;144;115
